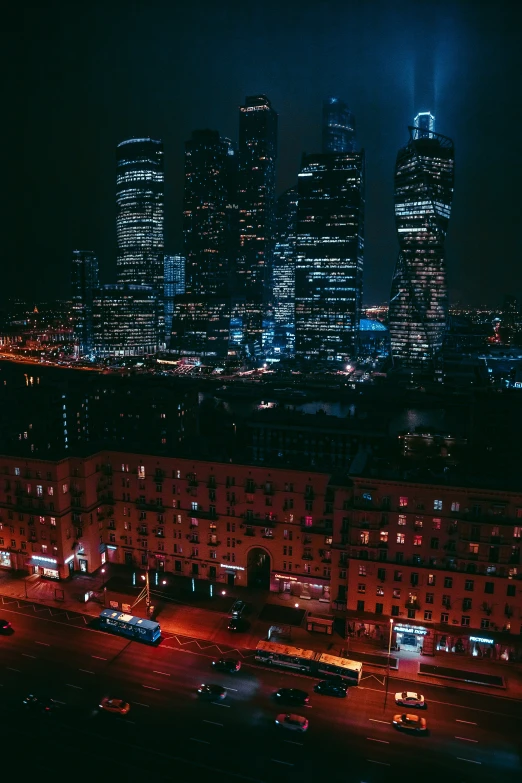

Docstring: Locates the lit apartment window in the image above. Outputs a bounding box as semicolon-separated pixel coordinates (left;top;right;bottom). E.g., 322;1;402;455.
47;486;54;496
62;483;68;494
469;543;479;554
360;531;369;545
396;532;405;544
357;583;366;593
451;502;460;512
358;565;366;576
398;515;406;526
36;485;43;497
413;535;422;546
14;468;20;476
432;518;441;529
138;465;145;479
399;497;408;507
380;530;388;542
433;500;442;510
514;527;521;538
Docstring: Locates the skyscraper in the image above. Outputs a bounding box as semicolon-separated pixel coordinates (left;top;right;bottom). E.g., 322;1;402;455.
295;150;365;362
237;95;278;349
164;254;185;340
116;137;164;291
414;111;435;139
388;116;455;369
273;188;298;352
92;284;160;357
71;249;99;356
183;130;237;296
322;97;356;154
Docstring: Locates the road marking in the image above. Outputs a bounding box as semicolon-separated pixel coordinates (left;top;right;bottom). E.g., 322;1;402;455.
35;641;50;646
203;720;224;726
272;760;294;766
455;737;478;743
211;701;230;707
457;758;481;765
54;700;66;705
92;655;107;660
369;719;389;724
133;702;150;708
142;685;160;691
66;684;83;689
79;669;95;674
22;654;36;659
190;738;210;744
7;667;20;672
224;687;238;691
153;670;171;677
367;737;389;744
284;740;303;746
367;760;391;767
456;719;477;725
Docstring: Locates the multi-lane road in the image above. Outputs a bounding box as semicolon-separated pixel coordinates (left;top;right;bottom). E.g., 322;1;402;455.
0;608;520;782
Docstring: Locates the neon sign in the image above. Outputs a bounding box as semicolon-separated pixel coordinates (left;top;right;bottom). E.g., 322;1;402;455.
394;624;427;635
470;636;494;644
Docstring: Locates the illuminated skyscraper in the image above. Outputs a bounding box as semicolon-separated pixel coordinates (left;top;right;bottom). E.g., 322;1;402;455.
183;130;237;296
164;254;185;340
71;249;99;356
116;137;164;291
414;111;435;139
237;95;278;350
295;151;364;362
273;188;298;352
388;116;455;369
322;97;356;154
92;284;160;357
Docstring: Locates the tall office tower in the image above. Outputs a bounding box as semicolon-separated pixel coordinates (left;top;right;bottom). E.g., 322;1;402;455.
388;116;455;369
183;130;237;296
295;150;365;362
71;249;99;357
164;254;185;340
273;188;298;352
322;97;356;154
237;95;278;350
92;284;160;358
503;295;519;327
414;111;435;139
116;137;164;290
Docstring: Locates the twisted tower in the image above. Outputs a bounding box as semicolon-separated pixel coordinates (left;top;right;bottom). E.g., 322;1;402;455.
388;118;454;369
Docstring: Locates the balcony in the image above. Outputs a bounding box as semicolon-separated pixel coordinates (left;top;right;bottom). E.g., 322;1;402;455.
302;553;314;561
244;529;256;537
136;500;165;511
240;515;275;528
207;540;221;547
191;509;220;521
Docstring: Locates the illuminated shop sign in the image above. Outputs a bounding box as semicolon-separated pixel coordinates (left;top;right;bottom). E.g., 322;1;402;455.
32;555;57;564
394;624;427;635
220;564;245;571
64;555;75;564
470;636;494;644
274;574;298;581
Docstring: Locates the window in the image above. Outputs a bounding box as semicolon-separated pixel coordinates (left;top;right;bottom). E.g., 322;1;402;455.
451;502;460;512
507;584;516;597
424;610;432;621
411;573;419;586
469;543;479;554
360;531;369;545
426;592;434;604
463;598;472;611
47;486;54;496
427;573;435;585
191;501;198;512
62;483;68;494
304;516;313;527
413;535;422;546
357;583;366;594
339;569;346;579
138;465;145;479
484;582;494;594
433;499;442;510
480;619;490;629
41;544;47;553
432;518;441;530
461;616;470;627
393;588;401;598
398;514;406;525
513;527;521;538
380;530;388;543
375;603;383;614
430;537;439;549
464;579;474;592
391;605;400;616
396;532;405;544
358;565;366;576
441;612;449;624
407;608;416;619
357;600;365;612
444;576;453;588
415;517;423;528
399;497;408;507
50;517;56;527
377;568;386;581
394;570;402;582
376;586;384;596
442;594;451;608
14;467;20;476
36;485;43;497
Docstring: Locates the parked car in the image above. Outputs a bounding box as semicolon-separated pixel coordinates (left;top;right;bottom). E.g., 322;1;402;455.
198;683;226;700
393;713;427;733
395;691;426;709
275;713;309;732
275;688;310;705
229;600;248;618
227;617;249;632
314;680;348;698
212;658;241;673
99;697;130;715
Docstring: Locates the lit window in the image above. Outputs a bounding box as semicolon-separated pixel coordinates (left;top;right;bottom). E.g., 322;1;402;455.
469;543;479;554
380;530;388;543
358;565;366;576
398;515;406;526
304;516;313;527
413;535;422;546
433;500;442;510
138;465;145;479
396;532;405;544
47;486;54;496
432;518;441;530
357;583;366;593
50;518;56;527
36;485;43;497
451;502;460;512
359;531;369;545
62;484;68;494
399;497;408;507
14;468;20;476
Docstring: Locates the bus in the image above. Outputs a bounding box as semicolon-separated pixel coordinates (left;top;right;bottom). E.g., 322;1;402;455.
99;609;161;644
255;640;362;685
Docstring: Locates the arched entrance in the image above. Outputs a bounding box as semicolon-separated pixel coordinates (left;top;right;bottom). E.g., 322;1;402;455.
247;547;271;589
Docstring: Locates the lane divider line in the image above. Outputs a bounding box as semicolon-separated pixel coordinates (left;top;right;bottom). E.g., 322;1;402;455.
457;758;481;765
367;760;391;766
133;702;150;708
369;719;389;724
190;738;210;744
456;719;477;725
142;685;160;691
455;737;478;743
66;684;82;689
79;669;95;674
203;720;224;726
284;740;303;746
92;655;107;660
366;738;389;744
7;667;20;672
153;670;171;677
272;760;294;766
211;702;230;707
35;641;50;646
22;654;36;659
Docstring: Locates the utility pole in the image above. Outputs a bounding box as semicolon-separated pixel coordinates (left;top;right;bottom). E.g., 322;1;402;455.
383;618;394;711
131;553;152;616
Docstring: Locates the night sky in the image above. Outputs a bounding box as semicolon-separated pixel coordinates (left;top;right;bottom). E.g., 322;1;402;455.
14;0;522;307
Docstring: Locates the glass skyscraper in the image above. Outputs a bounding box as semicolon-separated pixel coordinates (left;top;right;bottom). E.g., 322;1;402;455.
71;249;99;357
164;254;185;341
322;97;356;154
273;188;298;353
92;284;160;357
295;150;364;362
237;95;278;350
414;111;435;139
388;115;455;369
116;137;164;291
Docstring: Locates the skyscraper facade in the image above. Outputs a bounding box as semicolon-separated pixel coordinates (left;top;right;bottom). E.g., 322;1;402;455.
295;151;365;362
71;249;99;356
322;97;356;154
273;188;298;353
388;117;455;369
237;95;278;349
116;137;164;291
183;130;237;296
414;111;435;139
92;284;159;357
164;254;186;340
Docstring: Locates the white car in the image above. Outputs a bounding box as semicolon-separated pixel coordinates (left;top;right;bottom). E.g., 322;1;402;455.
395;691;426;709
275;713;309;732
99;697;131;715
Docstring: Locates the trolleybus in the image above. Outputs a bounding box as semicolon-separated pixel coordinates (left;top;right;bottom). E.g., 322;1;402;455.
255;640;362;684
99;609;161;644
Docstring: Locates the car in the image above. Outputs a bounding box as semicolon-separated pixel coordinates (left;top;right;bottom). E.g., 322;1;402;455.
275;713;309;732
212;658;241;673
229;600;247;618
99;697;130;715
395;691;426;709
22;694;59;714
198;683;227;700
275;688;310;705
227;617;249;632
314;680;348;698
393;713;427;733
0;619;12;633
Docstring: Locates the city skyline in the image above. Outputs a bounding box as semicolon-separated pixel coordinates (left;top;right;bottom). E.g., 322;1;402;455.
14;0;521;308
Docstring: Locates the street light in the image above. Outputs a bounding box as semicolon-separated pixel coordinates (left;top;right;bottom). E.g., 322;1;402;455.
384;618;394;710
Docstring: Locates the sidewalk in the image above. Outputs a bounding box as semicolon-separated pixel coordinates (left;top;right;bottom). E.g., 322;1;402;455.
2;569;522;700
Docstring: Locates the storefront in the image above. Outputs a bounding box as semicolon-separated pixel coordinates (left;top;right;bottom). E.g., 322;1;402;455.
393;623;430;653
26;555;61;580
435;632;520;662
0;550;12;569
271;572;330;603
220;564;245;586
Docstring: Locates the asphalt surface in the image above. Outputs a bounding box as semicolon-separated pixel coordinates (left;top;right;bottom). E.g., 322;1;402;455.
0;608;520;783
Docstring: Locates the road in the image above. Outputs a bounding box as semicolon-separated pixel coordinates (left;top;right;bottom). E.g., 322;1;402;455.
0;609;520;783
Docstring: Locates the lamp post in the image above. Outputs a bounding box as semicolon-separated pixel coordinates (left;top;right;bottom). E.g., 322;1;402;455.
100;568;106;590
384;618;394;711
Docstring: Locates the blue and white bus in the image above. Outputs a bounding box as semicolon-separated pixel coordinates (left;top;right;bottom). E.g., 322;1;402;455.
255;641;362;684
99;609;161;644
